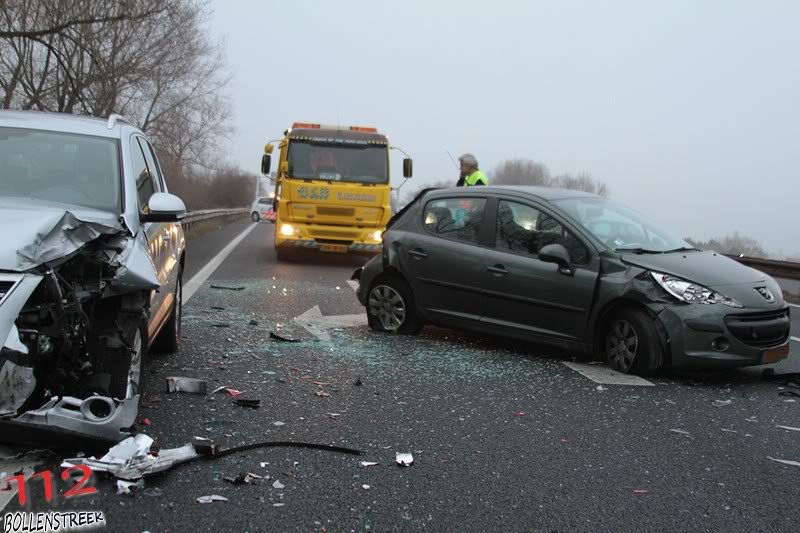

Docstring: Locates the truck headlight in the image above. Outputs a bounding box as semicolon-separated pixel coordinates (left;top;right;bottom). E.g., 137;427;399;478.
651;272;743;308
370;230;383;241
279;224;297;237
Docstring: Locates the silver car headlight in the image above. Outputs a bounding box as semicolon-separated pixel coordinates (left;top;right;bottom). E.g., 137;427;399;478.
651;272;743;308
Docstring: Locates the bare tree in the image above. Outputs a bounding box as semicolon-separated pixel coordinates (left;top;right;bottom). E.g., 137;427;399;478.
685;232;768;258
552;172;609;197
491;159;550;186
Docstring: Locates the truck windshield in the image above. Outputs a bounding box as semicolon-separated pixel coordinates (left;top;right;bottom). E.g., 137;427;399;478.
0;127;121;213
287;140;388;184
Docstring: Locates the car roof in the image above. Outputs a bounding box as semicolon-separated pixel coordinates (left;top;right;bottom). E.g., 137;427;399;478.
0;110;133;139
425;185;600;202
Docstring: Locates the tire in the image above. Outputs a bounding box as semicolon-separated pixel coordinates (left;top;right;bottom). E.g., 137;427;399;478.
251;212;260;222
108;318;148;401
152;270;182;353
367;276;422;335
603;307;664;374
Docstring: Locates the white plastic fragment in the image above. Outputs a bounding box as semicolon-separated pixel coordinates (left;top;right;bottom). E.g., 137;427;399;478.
713;400;733;407
166;376;207;394
358;461;379;468
272;421;285;427
116;479;144;495
776;425;800;432
272;480;285;489
596;385;607;391
197;495;228;504
362;484;370;490
670;429;691;436
396;453;414;467
767;457;800;468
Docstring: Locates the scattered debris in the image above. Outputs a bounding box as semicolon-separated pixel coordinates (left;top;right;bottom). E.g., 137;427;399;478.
273;421;286;427
596;385;607;391
721;429;738;434
116;479;145;495
167;376;208;394
210;285;245;291
272;480;285;489
211;324;231;328
362;484;370;490
631;489;652;495
776;425;800;432
396;453;414;467
780;391;800;398
328;413;341;419
249;320;259;326
359;461;379;468
140;418;152;427
224;472;263;485
143;488;163;497
713;400;733;408
235;399;261;409
270;332;302;343
260;462;270;468
273;503;285;507
767;457;800;468
197;495;229;504
211;306;225;310
354;377;363;387
513;412;526;417
315;390;330;397
670;429;691;437
665;400;677;405
63;434;198;481
212;387;242;397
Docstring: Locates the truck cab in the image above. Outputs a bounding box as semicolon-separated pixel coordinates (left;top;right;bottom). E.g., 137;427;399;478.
262;122;412;260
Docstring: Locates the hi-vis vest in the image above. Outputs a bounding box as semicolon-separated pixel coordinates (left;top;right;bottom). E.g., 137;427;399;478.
465;170;488;186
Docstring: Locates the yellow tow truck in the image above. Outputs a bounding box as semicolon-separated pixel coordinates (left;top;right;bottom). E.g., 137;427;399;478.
261;122;412;260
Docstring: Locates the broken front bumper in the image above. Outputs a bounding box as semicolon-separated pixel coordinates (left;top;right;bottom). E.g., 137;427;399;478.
658;304;791;369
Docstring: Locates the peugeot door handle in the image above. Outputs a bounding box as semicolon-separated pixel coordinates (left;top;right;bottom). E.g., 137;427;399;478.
408;249;428;259
486;265;509;276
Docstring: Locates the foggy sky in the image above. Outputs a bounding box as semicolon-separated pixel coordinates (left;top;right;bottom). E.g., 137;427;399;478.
209;0;799;256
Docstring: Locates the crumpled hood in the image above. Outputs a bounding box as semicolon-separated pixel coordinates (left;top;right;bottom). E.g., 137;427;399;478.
621;250;767;288
0;198;124;271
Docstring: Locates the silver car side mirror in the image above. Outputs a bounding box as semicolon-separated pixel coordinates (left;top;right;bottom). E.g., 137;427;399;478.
141;192;187;223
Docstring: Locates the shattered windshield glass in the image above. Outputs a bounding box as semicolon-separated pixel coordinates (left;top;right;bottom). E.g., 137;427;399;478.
0;127;121;212
287;139;389;184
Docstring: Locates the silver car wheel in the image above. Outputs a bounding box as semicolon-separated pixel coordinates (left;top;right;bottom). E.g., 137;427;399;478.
606;319;638;373
368;285;407;332
126;328;143;399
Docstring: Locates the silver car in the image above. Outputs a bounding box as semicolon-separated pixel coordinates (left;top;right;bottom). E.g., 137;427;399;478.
0;111;186;444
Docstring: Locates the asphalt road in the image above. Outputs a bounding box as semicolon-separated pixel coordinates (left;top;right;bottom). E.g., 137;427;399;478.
3;221;800;533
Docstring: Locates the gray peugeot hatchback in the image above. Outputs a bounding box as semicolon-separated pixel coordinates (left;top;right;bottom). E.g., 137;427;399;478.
353;186;790;374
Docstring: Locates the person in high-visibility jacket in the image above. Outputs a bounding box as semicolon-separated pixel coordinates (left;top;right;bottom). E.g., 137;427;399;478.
456;153;488;187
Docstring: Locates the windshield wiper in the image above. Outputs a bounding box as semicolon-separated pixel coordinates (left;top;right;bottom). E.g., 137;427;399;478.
662;247;700;253
614;247;664;254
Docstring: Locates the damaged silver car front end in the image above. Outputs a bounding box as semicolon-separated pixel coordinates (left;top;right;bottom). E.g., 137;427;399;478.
0;205;159;444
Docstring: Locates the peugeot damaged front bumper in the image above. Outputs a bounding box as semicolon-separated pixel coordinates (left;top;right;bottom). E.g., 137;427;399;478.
658;303;791;369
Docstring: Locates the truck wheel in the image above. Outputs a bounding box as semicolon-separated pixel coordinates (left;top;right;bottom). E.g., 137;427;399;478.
367;276;422;335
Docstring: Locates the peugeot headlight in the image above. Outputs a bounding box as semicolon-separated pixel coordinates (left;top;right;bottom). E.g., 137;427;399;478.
651;272;743;308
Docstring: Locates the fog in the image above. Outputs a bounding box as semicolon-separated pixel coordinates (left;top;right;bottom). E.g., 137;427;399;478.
209;0;799;256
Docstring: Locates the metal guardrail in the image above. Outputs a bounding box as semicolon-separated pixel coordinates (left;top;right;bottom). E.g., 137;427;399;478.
180;208;249;235
725;255;800;282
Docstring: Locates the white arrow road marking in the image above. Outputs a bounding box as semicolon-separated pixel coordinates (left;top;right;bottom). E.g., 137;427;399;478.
791;336;800;343
295;305;367;341
563;362;655;386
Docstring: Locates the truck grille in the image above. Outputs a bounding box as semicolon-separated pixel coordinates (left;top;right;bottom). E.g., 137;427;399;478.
310;229;361;240
724;308;790;348
317;206;355;217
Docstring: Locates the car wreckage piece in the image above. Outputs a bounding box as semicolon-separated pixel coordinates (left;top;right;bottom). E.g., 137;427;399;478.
0;208;159;443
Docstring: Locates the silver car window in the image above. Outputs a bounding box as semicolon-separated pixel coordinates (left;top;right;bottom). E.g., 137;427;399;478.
0;127;121;212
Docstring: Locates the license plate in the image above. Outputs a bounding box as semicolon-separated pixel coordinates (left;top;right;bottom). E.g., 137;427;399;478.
320;244;348;254
762;345;790;364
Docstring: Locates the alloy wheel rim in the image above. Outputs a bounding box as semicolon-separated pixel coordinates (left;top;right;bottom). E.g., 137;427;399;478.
368;285;407;331
606;319;638;372
126;329;143;399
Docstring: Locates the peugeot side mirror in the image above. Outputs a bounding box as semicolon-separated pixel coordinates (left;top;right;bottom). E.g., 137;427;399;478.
539;243;573;276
